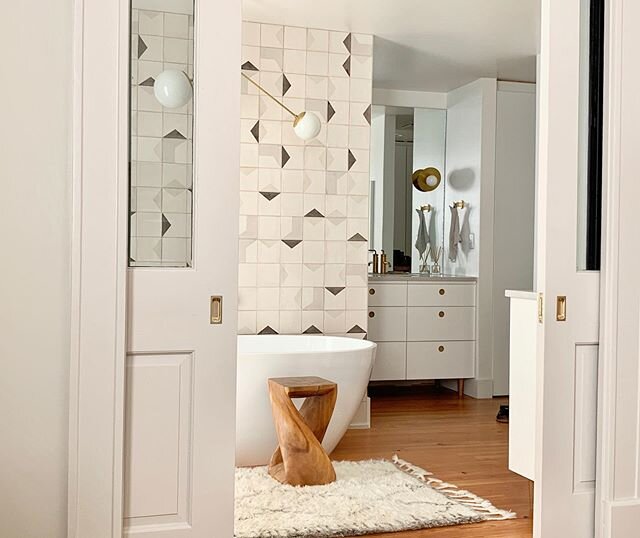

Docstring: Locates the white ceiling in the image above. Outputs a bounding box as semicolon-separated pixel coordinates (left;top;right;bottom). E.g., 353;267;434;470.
243;0;539;92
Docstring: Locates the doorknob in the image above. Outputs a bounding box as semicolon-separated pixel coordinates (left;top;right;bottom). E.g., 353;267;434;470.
556;295;567;322
210;296;223;324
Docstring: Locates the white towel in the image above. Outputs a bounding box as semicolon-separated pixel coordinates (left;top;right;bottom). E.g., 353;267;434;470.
448;205;460;262
449;205;471;262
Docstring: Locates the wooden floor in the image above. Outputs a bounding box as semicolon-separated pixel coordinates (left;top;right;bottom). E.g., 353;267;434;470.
331;387;533;537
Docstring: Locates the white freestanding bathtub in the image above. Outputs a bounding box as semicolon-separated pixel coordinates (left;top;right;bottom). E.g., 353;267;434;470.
235;335;377;467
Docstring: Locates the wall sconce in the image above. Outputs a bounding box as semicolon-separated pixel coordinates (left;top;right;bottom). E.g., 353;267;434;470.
412;167;441;192
241;72;321;141
154;69;193;109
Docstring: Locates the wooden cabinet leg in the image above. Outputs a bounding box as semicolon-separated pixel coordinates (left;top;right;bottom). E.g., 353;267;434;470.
457;378;465;399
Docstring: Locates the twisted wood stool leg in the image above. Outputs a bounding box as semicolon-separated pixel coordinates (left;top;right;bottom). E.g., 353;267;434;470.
268;380;337;486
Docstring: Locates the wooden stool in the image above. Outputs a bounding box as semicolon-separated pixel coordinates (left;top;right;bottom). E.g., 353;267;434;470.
267;376;337;486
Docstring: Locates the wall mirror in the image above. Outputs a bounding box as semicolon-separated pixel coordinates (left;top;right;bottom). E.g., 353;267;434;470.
129;0;195;267
369;106;447;273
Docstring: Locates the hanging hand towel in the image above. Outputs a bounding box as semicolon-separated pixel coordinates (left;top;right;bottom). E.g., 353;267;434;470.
448;205;460;262
458;206;471;252
415;208;431;262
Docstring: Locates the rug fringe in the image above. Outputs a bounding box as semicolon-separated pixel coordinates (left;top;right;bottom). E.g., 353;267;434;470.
392;455;517;521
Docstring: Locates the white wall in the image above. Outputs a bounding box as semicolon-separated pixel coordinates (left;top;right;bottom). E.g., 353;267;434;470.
0;1;72;537
492;82;537;395
370;106;385;252
411;108;447;272
443;78;497;397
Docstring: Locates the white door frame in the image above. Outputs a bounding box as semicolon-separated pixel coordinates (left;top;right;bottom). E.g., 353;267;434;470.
596;0;640;534
68;0;638;536
67;0;129;536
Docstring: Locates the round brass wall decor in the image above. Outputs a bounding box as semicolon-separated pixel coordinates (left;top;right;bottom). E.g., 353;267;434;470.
412;167;441;192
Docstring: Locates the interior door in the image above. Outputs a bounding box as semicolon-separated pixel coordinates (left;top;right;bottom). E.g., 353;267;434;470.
534;0;601;535
124;1;240;536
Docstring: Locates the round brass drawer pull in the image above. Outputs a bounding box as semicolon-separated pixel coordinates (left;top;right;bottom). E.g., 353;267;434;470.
369;288;376;295
438;311;445;318
438;345;445;352
369;311;375;318
439;288;446;295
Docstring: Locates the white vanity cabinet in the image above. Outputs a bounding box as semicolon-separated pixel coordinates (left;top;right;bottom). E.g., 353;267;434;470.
368;278;477;389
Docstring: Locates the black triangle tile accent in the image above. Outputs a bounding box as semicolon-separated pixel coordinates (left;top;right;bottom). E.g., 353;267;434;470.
327;101;336;122
164;129;186;139
303;325;322;334
281;146;290;168
305;209;325;218
348;150;356;170
325;286;345;296
241;61;259;71
282;74;292;96
347;325;367;334
348;233;367;242
258;326;278;335
137;36;148;58
139;77;155;87
342;56;351;76
343;33;352;53
250;121;260;142
282;239;302;248
260;191;280;201
161;214;171;236
363;104;372;125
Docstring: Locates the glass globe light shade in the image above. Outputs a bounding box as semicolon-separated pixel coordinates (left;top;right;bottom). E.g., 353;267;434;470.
293;111;321;141
426;174;439;187
154;69;192;109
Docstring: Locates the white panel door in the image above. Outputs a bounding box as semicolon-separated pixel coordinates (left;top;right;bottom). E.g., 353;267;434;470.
535;0;600;535
124;1;240;536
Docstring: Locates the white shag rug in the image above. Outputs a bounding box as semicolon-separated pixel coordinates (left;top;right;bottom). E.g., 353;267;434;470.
235;456;515;538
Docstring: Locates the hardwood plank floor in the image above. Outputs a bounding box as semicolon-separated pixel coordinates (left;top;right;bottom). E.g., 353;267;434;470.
331;387;533;537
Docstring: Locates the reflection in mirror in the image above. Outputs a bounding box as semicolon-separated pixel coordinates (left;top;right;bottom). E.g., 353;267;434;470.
369;106;446;273
129;0;195;267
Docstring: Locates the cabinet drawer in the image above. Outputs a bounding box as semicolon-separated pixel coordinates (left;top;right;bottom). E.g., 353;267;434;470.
367;307;407;342
408;283;476;307
407;307;475;341
370;342;406;381
368;282;407;307
406;341;475;380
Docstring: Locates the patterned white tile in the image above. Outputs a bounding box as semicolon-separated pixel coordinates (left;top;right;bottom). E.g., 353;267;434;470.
350;78;372;103
324;310;346;334
307;29;329;51
239;191;258;216
280;193;302;216
238;311;257;334
280;263;303;287
329;53;350;78
238;263;258;287
302;310;324;333
328;77;350;101
306;51;329;76
329;31;350;54
239;239;258;263
305;75;328;100
257;287;280;310
351;34;374;56
280;310;302;334
257;216;280;239
162;237;188;263
258;239;281;262
325;241;347;263
163;38;188;64
327;124;349;148
350;55;373;79
303;241;325;264
325;195;347;218
349;125;370;150
282;169;304;192
240;94;260;120
325;217;347;240
324;264;346;286
257;263;280;287
280;287;302;310
302;287;324;310
257;311;280;333
302;264;324;286
283;49;307;74
303;217;325;240
238;287;258;311
138;10;163;36
284;26;307;50
239;167;259;191
242;21;260;46
258;192;281;216
324;288;346;310
260;47;284;72
260;24;284;48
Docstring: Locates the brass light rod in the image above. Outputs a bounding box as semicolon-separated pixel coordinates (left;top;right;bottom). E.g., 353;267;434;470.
241;72;297;119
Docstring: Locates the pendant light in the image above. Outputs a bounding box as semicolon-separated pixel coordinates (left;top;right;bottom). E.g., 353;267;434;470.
154;69;193;109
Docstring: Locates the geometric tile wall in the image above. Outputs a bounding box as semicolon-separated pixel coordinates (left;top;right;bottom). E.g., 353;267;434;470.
129;7;194;267
239;21;373;337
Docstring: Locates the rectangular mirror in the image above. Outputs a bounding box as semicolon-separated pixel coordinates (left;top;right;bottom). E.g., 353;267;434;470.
129;0;195;267
369;106;446;273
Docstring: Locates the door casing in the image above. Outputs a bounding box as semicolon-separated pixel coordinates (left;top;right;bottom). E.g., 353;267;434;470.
67;0;638;536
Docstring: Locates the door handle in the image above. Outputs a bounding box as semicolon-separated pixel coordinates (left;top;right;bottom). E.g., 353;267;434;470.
556;295;566;322
210;296;223;324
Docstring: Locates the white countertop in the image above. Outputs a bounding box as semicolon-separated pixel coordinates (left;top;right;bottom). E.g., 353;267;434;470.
369;273;478;283
505;289;538;300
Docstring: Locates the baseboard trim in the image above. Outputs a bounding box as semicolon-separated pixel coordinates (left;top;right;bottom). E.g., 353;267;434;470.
441;378;494;399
